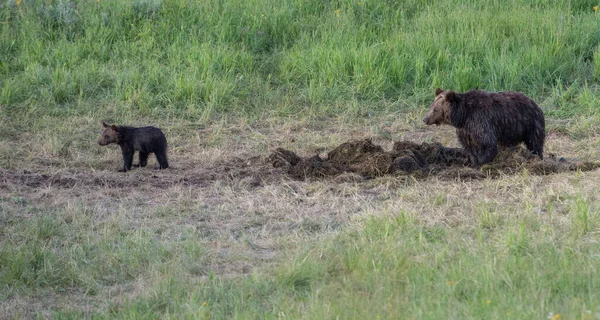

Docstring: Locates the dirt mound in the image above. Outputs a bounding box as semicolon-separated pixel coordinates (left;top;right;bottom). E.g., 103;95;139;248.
269;139;600;180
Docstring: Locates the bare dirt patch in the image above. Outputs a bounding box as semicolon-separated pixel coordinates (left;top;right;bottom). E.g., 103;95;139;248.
0;155;274;192
3;137;599;200
269;139;600;181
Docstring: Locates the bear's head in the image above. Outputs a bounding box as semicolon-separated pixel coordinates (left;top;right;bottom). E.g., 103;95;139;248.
98;121;120;146
423;88;457;126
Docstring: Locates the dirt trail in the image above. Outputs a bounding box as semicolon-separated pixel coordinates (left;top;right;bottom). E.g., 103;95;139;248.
0;155;272;191
2;139;599;193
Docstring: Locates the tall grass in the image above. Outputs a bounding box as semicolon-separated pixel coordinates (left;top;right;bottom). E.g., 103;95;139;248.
1;0;600;121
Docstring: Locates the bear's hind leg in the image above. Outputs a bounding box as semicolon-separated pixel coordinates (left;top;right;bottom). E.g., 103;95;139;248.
526;129;545;160
155;150;169;169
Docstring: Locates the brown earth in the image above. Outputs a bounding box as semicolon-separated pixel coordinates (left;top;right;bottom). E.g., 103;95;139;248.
4;139;598;194
269;139;600;181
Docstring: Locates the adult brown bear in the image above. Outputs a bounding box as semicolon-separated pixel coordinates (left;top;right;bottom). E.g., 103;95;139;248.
423;88;545;167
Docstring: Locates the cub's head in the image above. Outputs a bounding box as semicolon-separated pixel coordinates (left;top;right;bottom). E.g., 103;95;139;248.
423;88;457;126
98;121;120;146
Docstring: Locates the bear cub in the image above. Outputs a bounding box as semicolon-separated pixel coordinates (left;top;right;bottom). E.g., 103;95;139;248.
424;88;545;167
98;121;169;172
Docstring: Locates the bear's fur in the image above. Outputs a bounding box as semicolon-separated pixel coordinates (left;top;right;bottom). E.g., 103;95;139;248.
423;88;545;167
98;121;169;172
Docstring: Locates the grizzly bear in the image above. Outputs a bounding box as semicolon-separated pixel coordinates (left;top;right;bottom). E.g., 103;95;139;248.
98;121;169;172
423;88;545;167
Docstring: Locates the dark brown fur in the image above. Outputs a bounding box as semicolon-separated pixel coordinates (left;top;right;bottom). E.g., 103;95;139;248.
98;121;169;172
424;88;545;167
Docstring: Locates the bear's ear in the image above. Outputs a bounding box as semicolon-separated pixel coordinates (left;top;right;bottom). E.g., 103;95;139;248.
111;125;118;132
102;121;109;128
445;91;458;103
435;88;443;96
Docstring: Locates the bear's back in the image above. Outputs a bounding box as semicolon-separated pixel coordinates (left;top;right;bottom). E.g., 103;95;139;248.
120;126;167;153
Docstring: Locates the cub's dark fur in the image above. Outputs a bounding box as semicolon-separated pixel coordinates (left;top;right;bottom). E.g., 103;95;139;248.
98;121;169;172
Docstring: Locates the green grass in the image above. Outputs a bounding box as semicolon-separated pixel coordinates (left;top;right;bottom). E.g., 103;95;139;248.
0;205;201;298
3;0;600;318
4;183;599;319
2;0;600;121
45;204;600;319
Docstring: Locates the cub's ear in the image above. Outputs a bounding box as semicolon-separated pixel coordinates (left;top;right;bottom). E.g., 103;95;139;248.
102;121;109;128
435;88;443;96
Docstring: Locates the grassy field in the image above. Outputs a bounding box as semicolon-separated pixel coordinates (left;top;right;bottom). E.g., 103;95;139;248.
2;0;600;318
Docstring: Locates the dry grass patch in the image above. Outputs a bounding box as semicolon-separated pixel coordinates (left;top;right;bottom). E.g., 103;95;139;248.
1;115;600;317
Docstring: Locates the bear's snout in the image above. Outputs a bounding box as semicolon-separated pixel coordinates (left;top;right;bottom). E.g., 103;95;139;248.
423;114;435;125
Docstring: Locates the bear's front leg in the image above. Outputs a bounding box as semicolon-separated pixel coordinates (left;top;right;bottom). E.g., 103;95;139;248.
120;146;135;172
457;129;480;167
475;139;498;166
458;128;498;167
466;151;479;168
133;151;149;168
